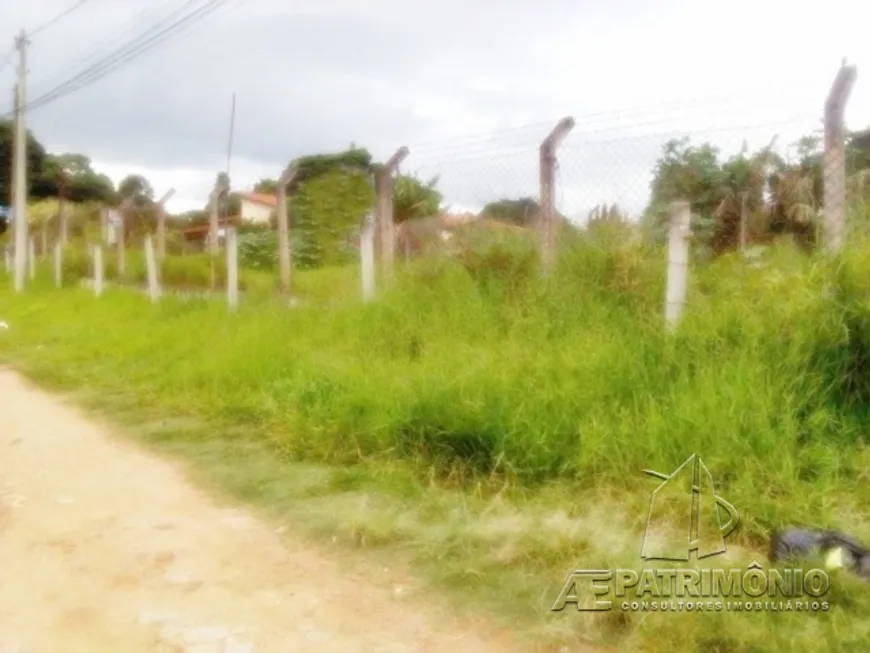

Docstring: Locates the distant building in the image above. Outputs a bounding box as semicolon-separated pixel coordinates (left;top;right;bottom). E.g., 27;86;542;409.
237;192;278;224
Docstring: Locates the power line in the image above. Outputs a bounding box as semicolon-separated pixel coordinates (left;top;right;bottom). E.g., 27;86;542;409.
25;0;218;110
27;0;190;94
408;113;818;170
30;0;91;38
23;0;232;114
407;87;826;159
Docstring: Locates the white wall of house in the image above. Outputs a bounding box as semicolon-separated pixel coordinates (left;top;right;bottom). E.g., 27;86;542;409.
239;199;273;224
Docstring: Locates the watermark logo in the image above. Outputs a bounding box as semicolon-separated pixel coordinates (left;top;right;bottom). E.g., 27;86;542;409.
551;454;831;614
641;454;739;561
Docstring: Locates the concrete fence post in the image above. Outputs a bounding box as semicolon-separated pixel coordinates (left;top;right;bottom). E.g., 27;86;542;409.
665;201;692;329
156;188;175;261
92;245;104;297
539;117;575;276
376;146;409;285
822;61;858;253
226;226;238;310
144;235;160;302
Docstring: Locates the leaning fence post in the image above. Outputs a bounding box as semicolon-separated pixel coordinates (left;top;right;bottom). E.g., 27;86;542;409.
665;201;692;329
144;235;160;302
360;211;376;302
376;146;410;285
92;245;104;297
823;61;857;253
53;242;62;287
539;117;575;276
155;188;175;261
226;226;238;310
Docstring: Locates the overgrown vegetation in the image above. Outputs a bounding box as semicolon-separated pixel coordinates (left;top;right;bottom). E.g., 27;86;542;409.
5;226;870;651
5;114;870;652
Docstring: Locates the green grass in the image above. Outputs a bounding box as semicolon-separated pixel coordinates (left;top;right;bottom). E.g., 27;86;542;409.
2;234;870;651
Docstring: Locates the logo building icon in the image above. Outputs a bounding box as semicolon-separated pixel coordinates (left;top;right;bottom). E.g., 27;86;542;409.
641;454;739;561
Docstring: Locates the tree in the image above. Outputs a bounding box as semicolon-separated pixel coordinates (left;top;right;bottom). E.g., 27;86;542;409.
35;153;115;203
393;173;442;223
481;197;540;226
253;178;278;194
0;119;49;204
291;168;373;268
117;174;154;207
641;127;870;255
287;147;373;193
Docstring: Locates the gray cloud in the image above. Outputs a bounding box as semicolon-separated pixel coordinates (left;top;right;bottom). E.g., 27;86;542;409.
0;0;862;215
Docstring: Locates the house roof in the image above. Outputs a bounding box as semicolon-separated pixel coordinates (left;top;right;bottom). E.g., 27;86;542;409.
238;192;278;208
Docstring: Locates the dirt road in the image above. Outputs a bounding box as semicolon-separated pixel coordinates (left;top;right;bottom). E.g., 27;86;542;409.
0;369;518;653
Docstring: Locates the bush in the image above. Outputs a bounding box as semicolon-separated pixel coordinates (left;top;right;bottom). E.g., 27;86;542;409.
238;230;278;271
452;226;538;299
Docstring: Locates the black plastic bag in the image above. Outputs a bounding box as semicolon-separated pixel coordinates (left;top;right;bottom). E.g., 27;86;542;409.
769;527;870;580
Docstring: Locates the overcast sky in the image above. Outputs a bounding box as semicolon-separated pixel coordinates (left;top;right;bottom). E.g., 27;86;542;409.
1;0;868;221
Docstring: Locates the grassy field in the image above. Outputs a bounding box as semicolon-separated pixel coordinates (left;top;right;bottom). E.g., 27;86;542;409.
2;234;870;651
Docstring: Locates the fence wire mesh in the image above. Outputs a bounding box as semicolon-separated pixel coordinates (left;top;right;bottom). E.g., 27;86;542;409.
397;101;868;266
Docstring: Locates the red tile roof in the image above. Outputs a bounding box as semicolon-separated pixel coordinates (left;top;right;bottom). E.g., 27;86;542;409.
238;192;278;208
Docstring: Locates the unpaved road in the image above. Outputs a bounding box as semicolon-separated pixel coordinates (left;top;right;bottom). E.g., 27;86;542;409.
0;369;519;653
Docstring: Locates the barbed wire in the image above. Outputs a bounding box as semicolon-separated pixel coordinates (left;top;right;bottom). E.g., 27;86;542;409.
406;85;828;159
398;112;830;228
407;113;819;172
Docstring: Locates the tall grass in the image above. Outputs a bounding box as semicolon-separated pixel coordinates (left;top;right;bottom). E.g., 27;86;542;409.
3;231;870;651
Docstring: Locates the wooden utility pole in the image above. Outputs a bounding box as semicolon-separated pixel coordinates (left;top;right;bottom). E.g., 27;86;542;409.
376;146;409;284
539;117;575;276
12;30;29;293
275;164;298;294
155;187;175;260
823;61;858;253
739;192;748;252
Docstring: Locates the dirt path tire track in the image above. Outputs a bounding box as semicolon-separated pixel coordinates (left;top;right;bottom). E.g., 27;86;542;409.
0;369;520;653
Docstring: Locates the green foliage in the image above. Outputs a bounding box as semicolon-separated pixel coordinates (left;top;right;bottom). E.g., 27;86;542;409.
288;146;373;193
117;174;154;209
394;173;442;223
37;153;116;204
0;119;48;202
481;197;539;226
452;225;538;299
237;230;279;271
12;232;870;652
292;169;374;268
253;178;278;194
643;128;870;257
